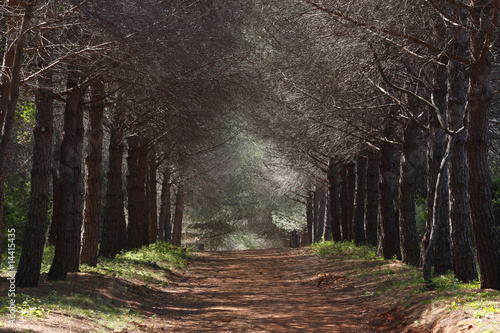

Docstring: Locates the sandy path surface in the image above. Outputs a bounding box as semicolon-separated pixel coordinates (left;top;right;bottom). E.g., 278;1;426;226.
151;248;378;332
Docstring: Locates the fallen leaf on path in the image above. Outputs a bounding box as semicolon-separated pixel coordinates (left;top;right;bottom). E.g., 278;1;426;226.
131;320;147;327
305;273;349;287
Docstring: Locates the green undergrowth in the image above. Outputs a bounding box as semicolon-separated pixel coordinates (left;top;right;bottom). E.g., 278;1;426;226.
311;240;500;327
311;239;383;261
0;290;143;331
80;241;191;284
0;241;191;331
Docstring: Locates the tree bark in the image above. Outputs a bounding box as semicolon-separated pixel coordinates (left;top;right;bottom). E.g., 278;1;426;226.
171;184;184;246
300;225;308;247
346;162;356;241
433;59;454;275
423;134;458;286
313;186;320;242
80;80;105;266
47;66;86;281
100;109;127;258
327;159;342;242
15;68;54;287
365;150;379;247
306;190;313;244
0;1;34;256
421;61;454;273
290;230;300;248
158;169;172;242
465;0;500;290
148;151;158;243
126;136;142;249
447;30;478;282
378;125;401;259
339;164;349;241
138;144;149;246
398;120;422;266
325;200;332;241
47;141;61;246
67;77;85;273
315;184;327;243
353;154;367;245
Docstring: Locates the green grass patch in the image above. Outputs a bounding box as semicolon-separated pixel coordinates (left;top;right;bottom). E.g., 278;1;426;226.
311;240;500;324
1;290;142;331
1;241;191;331
80;242;191;284
0;295;47;319
310;240;383;261
116;241;190;268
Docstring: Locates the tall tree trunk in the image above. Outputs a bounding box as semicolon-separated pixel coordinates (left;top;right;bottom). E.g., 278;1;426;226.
67;78;85;273
398;120;422;266
447;30;478;282
100;110;126;258
465;0;500;290
148;151;158;243
434;59;454;275
15;68;54;287
0;1;33;256
365;150;379;247
290;230;300;248
423;134;458;286
126;136;141;249
80;80;105;266
315;184;327;243
327;159;341;242
47;141;61;246
47;67;86;281
346;162;356;241
158;169;172;242
378;124;401;259
300;225;308;247
339;164;349;241
138;144;149;246
353;154;367;245
306;190;313;244
171;184;184;246
422;59;453;274
324;200;333;241
312;186;320;242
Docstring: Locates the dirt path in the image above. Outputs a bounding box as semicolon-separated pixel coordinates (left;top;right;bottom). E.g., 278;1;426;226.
3;247;498;332
147;248;379;332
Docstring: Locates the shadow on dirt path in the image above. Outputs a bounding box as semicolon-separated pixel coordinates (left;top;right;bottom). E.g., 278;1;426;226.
149;248;379;332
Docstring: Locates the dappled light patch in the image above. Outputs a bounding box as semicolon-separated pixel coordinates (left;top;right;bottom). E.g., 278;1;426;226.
303;272;355;291
312;240;500;332
0;242;191;332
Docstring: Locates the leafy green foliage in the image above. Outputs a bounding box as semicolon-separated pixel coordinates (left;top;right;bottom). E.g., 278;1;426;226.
80;242;191;283
311;240;382;261
187;135;304;250
115;241;191;269
39;245;55;274
271;199;305;232
0;295;46;319
15;99;36;144
0;290;142;331
0;242;190;330
447;293;500;319
488;160;500;227
415;195;427;238
2;177;30;251
312;240;499;326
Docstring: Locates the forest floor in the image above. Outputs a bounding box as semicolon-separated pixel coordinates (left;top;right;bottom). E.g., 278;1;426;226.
1;247;500;332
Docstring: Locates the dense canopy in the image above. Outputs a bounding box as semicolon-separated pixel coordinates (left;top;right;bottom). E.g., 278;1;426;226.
1;0;500;290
